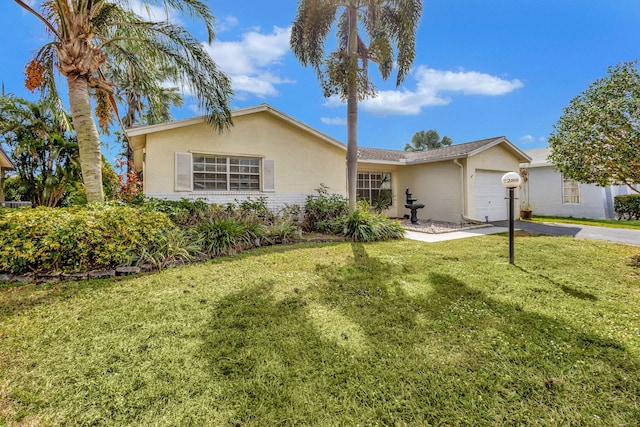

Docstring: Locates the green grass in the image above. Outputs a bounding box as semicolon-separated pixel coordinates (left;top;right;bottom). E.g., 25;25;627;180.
1;234;639;425
528;215;640;229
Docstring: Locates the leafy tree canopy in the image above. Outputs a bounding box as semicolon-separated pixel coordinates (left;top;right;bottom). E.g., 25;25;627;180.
404;129;452;151
16;0;233;203
548;61;640;194
0;94;82;206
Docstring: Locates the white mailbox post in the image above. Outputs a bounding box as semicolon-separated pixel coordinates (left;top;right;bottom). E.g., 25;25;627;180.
501;172;522;265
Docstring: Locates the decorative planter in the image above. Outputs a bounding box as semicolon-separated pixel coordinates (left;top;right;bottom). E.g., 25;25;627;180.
519;210;532;220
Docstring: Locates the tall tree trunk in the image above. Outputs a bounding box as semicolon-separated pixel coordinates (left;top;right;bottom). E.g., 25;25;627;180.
346;5;359;213
346;82;358;212
67;75;104;203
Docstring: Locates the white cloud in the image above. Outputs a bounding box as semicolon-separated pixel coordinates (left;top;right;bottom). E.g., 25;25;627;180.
520;135;535;144
215;16;239;34
326;65;524;116
415;66;523;96
520;135;548;144
128;1;181;24
320;117;347;126
204;26;293;97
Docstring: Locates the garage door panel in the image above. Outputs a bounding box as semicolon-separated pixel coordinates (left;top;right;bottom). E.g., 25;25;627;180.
476;170;508;221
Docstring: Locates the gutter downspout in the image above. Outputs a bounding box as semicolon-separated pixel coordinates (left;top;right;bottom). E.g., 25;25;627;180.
454;159;485;223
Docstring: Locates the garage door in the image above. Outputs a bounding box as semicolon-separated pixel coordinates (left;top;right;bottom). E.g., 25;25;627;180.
475;170;508;221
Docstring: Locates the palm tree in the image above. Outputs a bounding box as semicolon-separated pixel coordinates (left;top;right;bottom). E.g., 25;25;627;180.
291;0;422;211
16;0;233;203
104;58;184;172
404;129;452;151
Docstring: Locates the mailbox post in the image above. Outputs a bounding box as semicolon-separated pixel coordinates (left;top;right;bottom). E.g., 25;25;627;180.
501;172;522;265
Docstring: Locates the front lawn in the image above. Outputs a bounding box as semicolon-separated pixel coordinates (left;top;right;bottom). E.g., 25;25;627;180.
1;234;639;425
527;215;640;229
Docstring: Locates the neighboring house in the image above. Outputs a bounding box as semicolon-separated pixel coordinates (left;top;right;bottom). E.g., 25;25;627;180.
521;147;628;219
0;147;14;203
126;104;529;223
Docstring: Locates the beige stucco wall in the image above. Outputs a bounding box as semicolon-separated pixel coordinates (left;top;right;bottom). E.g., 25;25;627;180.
142;112;347;199
466;144;523;218
395;160;462;222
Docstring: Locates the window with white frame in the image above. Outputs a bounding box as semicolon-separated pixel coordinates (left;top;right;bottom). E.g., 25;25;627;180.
562;176;580;204
192;155;260;191
357;171;392;203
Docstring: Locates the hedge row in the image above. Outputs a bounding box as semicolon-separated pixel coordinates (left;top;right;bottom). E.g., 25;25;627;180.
0;204;176;274
614;194;640;220
0;194;405;276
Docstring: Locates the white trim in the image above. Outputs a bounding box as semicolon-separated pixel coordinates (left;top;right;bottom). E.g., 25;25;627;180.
562;175;581;204
175;152;193;192
125;104;347;152
262;158;275;192
189;149;265;159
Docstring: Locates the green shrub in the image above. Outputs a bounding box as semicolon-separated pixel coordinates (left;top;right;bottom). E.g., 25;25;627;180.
278;203;302;224
136;228;203;270
144;198;212;227
303;185;349;233
197;218;261;256
263;220;302;245
235;197;275;224
0;204;176;274
614;194;640;220
344;207;405;242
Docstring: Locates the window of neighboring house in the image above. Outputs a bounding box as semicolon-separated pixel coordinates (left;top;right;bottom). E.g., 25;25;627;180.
193;155;260;191
562;176;580;204
357;171;392;204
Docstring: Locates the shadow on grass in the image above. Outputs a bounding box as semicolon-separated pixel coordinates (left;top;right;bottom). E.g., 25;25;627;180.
514;265;598;301
0;241;347;320
198;249;639;425
0;279;121;320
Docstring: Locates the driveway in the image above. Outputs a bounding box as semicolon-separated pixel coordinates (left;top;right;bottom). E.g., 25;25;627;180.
491;220;640;246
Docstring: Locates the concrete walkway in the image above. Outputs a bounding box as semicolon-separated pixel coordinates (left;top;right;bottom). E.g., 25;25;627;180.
404;226;509;243
405;220;639;246
492;220;640;246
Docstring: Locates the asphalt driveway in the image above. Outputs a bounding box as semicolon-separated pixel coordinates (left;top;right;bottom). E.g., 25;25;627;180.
491;220;640;246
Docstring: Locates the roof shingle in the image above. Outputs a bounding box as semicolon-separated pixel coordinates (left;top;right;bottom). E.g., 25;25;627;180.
358;136;509;164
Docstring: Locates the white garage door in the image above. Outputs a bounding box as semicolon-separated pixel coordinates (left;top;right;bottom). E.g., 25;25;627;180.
475;170;508;221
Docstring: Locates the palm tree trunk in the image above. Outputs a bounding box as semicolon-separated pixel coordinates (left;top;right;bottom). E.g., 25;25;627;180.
346;5;359;213
347;83;358;212
67;75;104;203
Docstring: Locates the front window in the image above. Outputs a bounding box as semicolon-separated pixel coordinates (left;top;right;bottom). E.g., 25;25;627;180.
193;155;260;191
357;171;392;204
562;176;580;204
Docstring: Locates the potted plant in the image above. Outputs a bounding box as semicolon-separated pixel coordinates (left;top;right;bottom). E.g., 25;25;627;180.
519;167;532;220
519;201;533;220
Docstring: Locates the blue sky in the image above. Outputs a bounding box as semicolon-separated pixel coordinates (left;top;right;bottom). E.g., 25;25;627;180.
2;1;639;157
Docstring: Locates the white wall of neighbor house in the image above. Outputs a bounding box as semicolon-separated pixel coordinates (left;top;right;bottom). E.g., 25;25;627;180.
526;166;627;219
141;112;347;210
396;161;462;222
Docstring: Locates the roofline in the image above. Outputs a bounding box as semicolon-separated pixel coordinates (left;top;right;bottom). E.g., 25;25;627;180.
358;136;532;165
0;146;14;169
520;147;552;168
125;104;347;151
358;159;406;166
465;136;531;163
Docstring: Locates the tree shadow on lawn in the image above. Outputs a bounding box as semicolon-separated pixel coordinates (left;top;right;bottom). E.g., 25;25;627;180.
0;241;346;320
514;265;598;301
199;246;640;425
0;279;122;321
